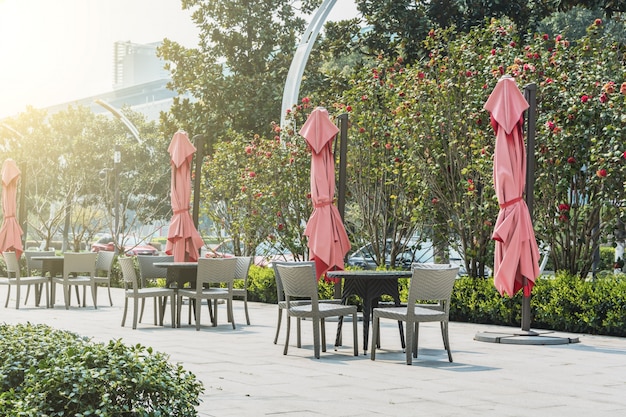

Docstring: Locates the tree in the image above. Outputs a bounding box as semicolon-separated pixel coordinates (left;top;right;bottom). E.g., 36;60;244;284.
158;0;320;141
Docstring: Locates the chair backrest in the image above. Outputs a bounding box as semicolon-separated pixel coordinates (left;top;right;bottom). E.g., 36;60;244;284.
137;255;174;286
3;251;21;279
274;262;318;306
195;257;238;291
408;263;459;316
118;256;139;291
24;250;55;275
272;261;314;302
63;252;98;279
95;251;115;277
234;256;252;282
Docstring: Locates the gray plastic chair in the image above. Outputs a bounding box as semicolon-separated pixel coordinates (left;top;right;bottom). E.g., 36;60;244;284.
51;252;98;309
232;256;253;325
275;262;358;359
371;263;459;365
119;257;176;329
3;251;50;309
176;257;238;330
94;250;115;306
272;261;342;346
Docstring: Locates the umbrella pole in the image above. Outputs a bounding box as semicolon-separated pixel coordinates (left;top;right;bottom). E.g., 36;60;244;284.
334;113;348;299
522;83;537;333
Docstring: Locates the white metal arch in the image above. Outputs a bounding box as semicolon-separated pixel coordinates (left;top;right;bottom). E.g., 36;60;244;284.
280;0;338;128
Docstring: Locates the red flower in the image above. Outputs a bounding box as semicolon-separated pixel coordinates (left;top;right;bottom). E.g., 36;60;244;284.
431;198;439;204
248;171;256;178
277;224;284;231
384;143;392;150
542;34;549;40
301;97;310;104
546;120;555;130
599;93;608;103
581;95;589;103
245;146;253;154
241;186;247;192
417;71;425;79
595;18;602;26
558;203;570;212
596;168;607;178
490;49;496;55
559;214;569;223
359;127;366;133
361;95;368;101
567;156;576;164
346;105;352;112
623;150;626;159
556;34;562;42
509;41;516;47
621;82;626;95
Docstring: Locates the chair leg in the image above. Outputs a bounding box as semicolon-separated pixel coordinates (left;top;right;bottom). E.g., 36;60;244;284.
90;284;97;309
24;284;30;305
107;284;113;306
352;312;359;356
226;298;236;330
405;321;414;365
283;315;291;355
414;322;420;358
312;317;321;359
64;285;71;310
132;297;139;329
169;295;176;328
243;296;250;325
121;297;128;327
15;285;20;309
274;308;283;344
442;321;453;362
139;298;146;323
371;314;378;361
5;285;11;308
195;297;202;331
212;299;218;327
321;318;327;353
296;318;302;348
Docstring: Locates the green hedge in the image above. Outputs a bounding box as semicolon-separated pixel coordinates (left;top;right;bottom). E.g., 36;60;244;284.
450;272;626;337
0;323;204;416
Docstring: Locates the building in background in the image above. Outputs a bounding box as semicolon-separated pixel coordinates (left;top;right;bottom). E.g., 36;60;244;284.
44;41;181;121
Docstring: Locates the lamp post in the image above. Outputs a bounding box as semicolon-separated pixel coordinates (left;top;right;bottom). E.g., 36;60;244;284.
94;99;142;253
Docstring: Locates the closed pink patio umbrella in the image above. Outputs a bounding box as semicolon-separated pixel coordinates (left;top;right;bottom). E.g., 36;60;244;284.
165;131;204;262
301;107;350;281
484;76;540;297
0;159;23;258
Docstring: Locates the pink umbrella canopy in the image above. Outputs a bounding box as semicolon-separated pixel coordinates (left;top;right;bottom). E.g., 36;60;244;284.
165;131;204;262
0;159;23;259
484;76;540;297
301;107;351;281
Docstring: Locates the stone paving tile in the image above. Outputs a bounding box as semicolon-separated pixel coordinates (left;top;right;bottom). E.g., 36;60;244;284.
1;284;625;416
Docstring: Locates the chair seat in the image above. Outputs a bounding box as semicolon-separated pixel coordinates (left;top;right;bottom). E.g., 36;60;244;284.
178;287;229;298
52;276;92;284
373;305;447;322
287;303;357;319
8;276;49;285
126;287;175;298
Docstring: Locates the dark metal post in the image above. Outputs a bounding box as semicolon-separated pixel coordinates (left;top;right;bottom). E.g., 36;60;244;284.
336;114;348;221
522;83;537;332
334;113;348;299
192;135;205;229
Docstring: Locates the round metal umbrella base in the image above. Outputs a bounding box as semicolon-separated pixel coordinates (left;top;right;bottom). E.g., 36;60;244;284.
474;330;579;345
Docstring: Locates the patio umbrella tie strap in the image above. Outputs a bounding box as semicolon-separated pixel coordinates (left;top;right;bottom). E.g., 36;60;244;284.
314;201;332;208
499;196;523;209
174;208;190;214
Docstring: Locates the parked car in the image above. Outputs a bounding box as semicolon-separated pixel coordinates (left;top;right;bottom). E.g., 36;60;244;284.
91;236;159;256
346;239;434;270
205;240;294;267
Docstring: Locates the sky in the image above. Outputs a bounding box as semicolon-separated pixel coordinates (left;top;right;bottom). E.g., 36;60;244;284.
0;0;358;119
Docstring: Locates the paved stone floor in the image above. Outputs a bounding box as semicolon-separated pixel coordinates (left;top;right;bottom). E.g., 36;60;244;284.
1;285;625;416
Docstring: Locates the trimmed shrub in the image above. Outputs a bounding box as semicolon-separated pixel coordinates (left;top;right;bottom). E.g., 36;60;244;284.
0;323;204;416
